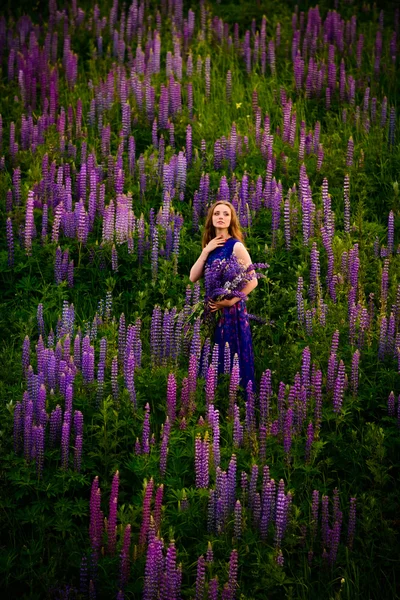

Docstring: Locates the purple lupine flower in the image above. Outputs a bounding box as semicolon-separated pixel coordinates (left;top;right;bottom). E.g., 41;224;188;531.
195;433;209;488
351;350;360;396
329;513;342;565
74;434;83;472
139;477;154;547
305;422;314;462
310;489;319;542
296;277;305;324
347;497;356;550
159;418;171;477
388;391;395;417
141;403;151;454
24;191;35;256
206;364;216;406
107;470;119;555
153;484;164;533
321;494;330;548
212;410;220;468
50;405;62;447
6;217;14;266
346;137;354;167
333;360;346;413
61;417;70;469
89;476;104;557
388;210;395;254
229;363;240;414
22;336;30;377
119;524;131;589
167;373;177;422
228;549;239;600
234;499;242;539
195;555;206;600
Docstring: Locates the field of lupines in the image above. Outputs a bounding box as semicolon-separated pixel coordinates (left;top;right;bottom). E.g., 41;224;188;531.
0;0;399;597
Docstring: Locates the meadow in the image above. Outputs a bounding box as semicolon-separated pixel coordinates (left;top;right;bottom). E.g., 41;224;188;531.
0;0;399;598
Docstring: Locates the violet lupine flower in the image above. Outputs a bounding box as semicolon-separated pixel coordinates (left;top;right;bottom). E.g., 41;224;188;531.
195;433;209;488
6;217;14;266
80;555;88;596
212;410;220;469
188;353;198;408
152;484;164;535
206;364;216;407
186;124;192;167
305;422;314;462
224;342;231;374
89;476;104;557
125;351;136;408
346;137;354;167
167;373;177;422
351;350;360;396
107;470;119;555
343;174;350;234
226;70;232;101
61;417;70;469
159;418;170;477
141;403;151;454
143;538;163;599
326;352;337;393
233;404;244;448
347;497;356;550
310;489;319;543
296;277;305;324
195;555;206;600
24;191;35;256
119;524;131;589
333;360;346;413
227;549;239;600
378;316;388;361
234;499;242;539
139;478;154;547
49;405;62;447
32;425;45;477
388;210;394;254
245;380;256;436
329;512;342;565
22;336;30;377
74;434;83;472
388;391;395;417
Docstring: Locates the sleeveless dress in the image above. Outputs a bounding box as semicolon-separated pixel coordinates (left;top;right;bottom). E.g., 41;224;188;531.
205;237;255;390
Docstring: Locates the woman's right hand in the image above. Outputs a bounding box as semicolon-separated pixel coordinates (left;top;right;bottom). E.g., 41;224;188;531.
204;235;227;254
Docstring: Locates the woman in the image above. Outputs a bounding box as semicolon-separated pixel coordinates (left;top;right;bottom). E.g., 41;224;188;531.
189;201;257;390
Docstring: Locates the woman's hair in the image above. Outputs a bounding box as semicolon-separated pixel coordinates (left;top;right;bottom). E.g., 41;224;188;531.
202;201;245;248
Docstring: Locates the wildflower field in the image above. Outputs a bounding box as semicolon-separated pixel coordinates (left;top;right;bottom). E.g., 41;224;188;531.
1;0;400;597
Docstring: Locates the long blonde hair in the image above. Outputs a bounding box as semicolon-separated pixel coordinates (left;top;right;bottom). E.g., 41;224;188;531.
202;201;245;248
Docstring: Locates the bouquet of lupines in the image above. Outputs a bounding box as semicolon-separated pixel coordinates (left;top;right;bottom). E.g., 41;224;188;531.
186;254;269;335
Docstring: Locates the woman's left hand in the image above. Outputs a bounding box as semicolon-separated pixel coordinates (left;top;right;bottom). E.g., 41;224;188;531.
208;298;235;312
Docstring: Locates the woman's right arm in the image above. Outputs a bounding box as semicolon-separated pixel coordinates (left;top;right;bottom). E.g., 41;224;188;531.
189;236;226;282
189;249;210;282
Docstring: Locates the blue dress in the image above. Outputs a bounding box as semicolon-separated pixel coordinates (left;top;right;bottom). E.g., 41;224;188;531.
205;237;255;391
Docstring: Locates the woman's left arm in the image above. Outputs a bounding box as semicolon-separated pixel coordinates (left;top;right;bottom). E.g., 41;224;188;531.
229;243;257;305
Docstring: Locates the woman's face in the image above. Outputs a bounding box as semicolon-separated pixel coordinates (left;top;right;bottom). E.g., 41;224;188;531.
212;204;232;231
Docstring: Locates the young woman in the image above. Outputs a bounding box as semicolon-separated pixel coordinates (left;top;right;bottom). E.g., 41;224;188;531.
189;201;258;390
